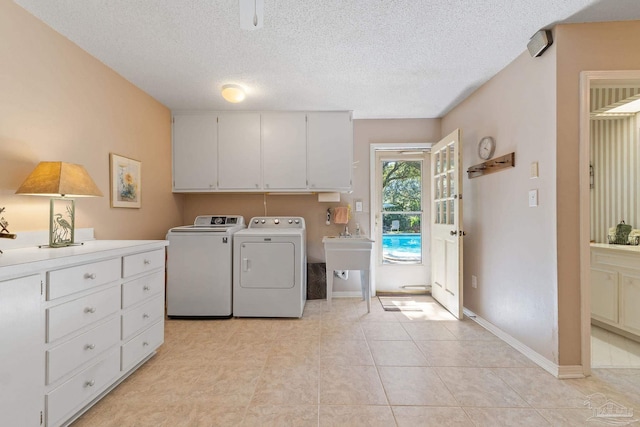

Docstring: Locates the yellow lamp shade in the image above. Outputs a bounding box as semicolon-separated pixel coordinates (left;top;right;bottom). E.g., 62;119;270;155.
15;161;103;197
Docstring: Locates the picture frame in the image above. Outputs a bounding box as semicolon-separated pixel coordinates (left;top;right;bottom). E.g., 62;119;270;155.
110;153;141;208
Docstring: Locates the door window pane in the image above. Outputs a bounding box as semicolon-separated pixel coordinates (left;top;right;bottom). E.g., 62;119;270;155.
381;159;422;264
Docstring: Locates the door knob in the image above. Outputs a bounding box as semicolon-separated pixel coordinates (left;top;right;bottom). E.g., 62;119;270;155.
450;230;457;236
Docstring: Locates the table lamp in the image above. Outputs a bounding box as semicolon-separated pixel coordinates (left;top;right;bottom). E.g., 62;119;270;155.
15;161;103;247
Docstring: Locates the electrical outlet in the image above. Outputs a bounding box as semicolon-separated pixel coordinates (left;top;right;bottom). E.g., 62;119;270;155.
529;189;538;207
471;275;478;289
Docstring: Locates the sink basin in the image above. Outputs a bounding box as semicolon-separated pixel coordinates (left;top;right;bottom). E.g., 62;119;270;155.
322;235;374;243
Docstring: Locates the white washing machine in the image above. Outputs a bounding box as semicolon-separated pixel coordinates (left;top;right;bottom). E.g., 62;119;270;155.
233;217;306;318
166;215;245;318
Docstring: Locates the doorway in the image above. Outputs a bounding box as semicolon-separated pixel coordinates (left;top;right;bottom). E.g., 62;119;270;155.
580;71;640;374
370;144;431;293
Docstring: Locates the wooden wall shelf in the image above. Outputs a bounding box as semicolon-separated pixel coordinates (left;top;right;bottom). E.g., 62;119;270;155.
467;152;515;179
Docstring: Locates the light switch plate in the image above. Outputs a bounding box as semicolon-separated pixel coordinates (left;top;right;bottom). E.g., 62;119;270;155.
529;189;538;207
530;161;539;178
355;200;363;212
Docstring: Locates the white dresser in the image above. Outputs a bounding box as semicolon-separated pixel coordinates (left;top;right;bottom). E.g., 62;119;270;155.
0;239;168;427
591;243;640;338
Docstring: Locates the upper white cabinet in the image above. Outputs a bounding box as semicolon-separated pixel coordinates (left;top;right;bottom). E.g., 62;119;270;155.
171;110;352;192
262;112;307;190
218;113;262;190
307;112;353;191
172;113;217;191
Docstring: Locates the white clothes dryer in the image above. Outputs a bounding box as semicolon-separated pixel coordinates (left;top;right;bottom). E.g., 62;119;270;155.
233;217;306;318
166;215;245;318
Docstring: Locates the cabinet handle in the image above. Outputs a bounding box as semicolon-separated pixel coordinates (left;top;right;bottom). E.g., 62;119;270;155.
143;259;151;265
84;307;97;313
143;341;149;347
85;344;96;350
84;273;97;280
143;313;150;319
84;380;95;388
143;285;151;291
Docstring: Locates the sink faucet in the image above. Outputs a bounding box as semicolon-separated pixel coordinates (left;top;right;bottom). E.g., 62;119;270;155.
341;226;351;237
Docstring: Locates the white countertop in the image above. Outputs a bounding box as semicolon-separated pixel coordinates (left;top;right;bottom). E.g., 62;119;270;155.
0;240;168;281
591;243;640;254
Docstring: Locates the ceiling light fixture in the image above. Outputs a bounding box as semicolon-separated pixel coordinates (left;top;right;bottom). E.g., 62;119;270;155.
239;0;263;30
221;84;246;103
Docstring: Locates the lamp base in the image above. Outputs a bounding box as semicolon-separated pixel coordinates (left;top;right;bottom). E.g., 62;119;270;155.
49;197;75;248
38;242;84;249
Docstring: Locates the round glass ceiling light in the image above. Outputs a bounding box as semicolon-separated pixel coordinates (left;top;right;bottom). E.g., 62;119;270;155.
221;84;246;103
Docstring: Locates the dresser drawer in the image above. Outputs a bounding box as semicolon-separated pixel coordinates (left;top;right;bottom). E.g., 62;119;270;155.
47;258;121;301
122;295;164;340
122;249;165;278
121;320;164;371
122;270;164;309
46;317;120;385
46;349;120;427
47;286;120;343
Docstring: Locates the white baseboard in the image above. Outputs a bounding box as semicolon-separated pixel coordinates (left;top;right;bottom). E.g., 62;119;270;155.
463;308;585;379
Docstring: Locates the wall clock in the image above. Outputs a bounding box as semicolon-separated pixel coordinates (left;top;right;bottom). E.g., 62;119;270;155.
478;136;495;160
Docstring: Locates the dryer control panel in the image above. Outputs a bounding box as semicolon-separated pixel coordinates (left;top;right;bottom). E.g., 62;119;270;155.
247;217;306;229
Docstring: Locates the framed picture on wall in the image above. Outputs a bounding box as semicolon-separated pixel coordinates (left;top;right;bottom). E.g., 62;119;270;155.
110;153;141;208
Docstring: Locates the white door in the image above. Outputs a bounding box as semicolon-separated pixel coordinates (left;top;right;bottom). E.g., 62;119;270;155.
431;129;464;319
373;150;430;292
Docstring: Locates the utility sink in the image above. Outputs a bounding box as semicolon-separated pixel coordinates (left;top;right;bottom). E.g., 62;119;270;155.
322;236;374;313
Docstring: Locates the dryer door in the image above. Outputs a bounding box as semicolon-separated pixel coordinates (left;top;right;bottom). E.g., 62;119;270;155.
239;242;295;289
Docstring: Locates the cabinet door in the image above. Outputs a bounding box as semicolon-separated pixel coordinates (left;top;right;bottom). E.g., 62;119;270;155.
590;268;618;324
0;275;43;426
218;113;261;189
262;112;307;190
172;113;217;191
620;273;640;334
307;112;353;191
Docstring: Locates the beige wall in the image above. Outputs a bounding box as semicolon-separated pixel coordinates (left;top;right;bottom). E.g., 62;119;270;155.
0;1;182;241
182;118;441;292
555;21;640;365
441;20;640;368
442;46;559;362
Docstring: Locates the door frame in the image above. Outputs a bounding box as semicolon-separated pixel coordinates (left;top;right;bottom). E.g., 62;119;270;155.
369;142;432;295
579;69;640;376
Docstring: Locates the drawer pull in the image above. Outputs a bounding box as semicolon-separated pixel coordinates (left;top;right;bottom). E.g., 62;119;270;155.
142;313;150;319
143;259;151;265
143;341;149;347
85;344;96;350
84;273;97;280
143;285;151;291
84;307;97;314
84;380;95;388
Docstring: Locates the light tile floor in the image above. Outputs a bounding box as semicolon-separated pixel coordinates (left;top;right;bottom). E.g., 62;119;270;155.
72;297;640;426
591;325;640;368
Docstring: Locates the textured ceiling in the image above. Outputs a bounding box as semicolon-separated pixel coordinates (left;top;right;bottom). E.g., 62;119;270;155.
13;0;640;119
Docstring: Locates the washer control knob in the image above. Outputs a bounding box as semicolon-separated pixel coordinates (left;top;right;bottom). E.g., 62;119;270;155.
254;219;259;224
274;219;280;224
261;219;266;224
294;219;300;224
288;219;293;224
